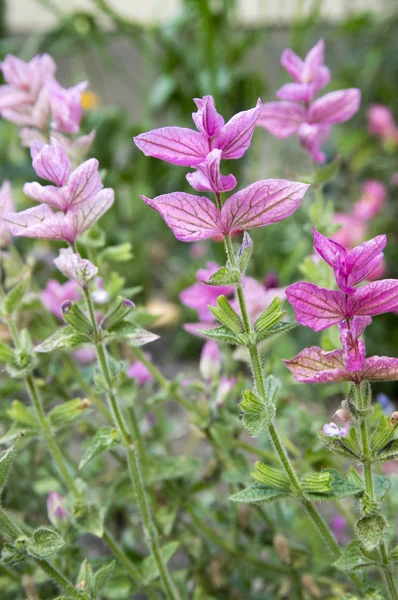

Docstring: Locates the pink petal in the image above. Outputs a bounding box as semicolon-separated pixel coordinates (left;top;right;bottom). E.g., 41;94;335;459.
192;95;224;137
222;179;309;235
298;123;330;164
141;192;223;242
66;158;103;206
213;99;262;159
284;346;349;383
276;82;315;103
186;148;236;193
302;39;325;83
346;235;386;287
71;188;114;237
347;280;398;318
286;282;345;331
134;127;209;166
360;356;398;382
257;101;306;138
280;49;304;82
313;227;346;268
0;181;15;245
5;205;76;242
308;89;361;125
23;182;62;208
31;138;71;186
338;317;371;372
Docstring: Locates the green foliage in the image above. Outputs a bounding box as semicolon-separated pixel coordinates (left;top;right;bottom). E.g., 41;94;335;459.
79;427;122;470
34;327;91;353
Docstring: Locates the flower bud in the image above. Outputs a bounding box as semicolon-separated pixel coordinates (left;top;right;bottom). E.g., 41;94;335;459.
199;340;221;381
273;533;291;565
215;376;236;407
61;299;72;314
47;491;67;526
334;407;350;421
54;247;98;285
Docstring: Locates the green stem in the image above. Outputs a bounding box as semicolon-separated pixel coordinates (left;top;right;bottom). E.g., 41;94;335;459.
83;286;181;600
223;234;364;589
356;384;398;600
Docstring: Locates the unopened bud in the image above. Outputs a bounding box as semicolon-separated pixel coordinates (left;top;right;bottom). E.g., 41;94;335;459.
334;407;350;421
47;491;68;526
61;299;72;314
274;533;291;565
199;340;221;381
390;411;398;424
301;574;322;598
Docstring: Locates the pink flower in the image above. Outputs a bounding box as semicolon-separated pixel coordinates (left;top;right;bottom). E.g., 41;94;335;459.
127;354;154;385
215;375;236;407
0;54;55;128
257;42;360;163
331;213;367;249
368;105;397;141
199;340;221;381
323;421;350;437
47;491;67;526
331;514;346;543
277;40;330;103
180;262;234;323
134;96;262;166
41;279;81;319
285;230;398;383
352;180;387;221
4;140;114;243
72;346;96;365
48;80;87;134
0;181;15;246
186;148;237;194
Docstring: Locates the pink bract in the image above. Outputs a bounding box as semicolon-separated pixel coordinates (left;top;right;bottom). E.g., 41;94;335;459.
0;181;15;246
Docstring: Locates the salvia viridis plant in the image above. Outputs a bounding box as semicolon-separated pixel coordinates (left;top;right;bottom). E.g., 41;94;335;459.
0;38;397;600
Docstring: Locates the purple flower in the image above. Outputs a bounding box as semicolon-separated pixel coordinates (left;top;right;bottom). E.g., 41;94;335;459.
134;95;262;166
47;491;67;526
257;42;360;163
323;421;350;437
199;340;221;381
0;181;15;246
41;279;81;319
126;354;154;386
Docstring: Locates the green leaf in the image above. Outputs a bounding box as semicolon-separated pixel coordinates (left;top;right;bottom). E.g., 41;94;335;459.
49;399;91;429
373;476;391;502
252;463;291;491
241;389;275;437
77;558;93;591
139;542;179;584
99;242;133;263
73;500;103;537
304;469;364;501
101;296;135;331
333;541;376;572
61;302;93;336
209;295;243;333
79;427;122;470
200;266;240;286
356;515;388;551
4;275;30;315
236;231;253;274
7;400;37;427
107;321;159;347
371;416;398;455
301;471;332;495
28;527;64;559
93;355;124;392
197;325;245;345
230;481;289;504
0;342;14;364
373;439;398;462
255;321;297;343
92;561;116;597
147;456;201;484
254;297;285;333
34;327;90;353
0;435;23;494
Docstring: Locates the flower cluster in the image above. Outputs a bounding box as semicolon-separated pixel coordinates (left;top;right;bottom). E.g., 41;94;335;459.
134;95;309;241
0;54;94;156
5;139;113;248
284;228;398;384
258;39;361;163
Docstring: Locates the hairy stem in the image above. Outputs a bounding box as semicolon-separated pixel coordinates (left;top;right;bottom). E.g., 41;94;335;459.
356;384;398;600
83;286;181;600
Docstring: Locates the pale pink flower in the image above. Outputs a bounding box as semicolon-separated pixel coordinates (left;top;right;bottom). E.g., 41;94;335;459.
352;180;387;221
47;491;67;525
54;247;98;285
127;354;154;385
368;104;398;141
199;340;221;381
48;80;87;134
72;346;97;365
215;376;236;407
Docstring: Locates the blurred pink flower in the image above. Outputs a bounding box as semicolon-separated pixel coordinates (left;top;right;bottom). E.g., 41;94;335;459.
127;354;154;385
0;181;15;246
215;375;236;407
41;279;81;319
49;80;87;134
47;491;67;526
199;340;221;381
72;346;97;365
368;104;398;142
352;180;387;221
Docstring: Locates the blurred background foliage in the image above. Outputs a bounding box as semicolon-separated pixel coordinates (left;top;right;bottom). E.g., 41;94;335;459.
1;0;398;398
